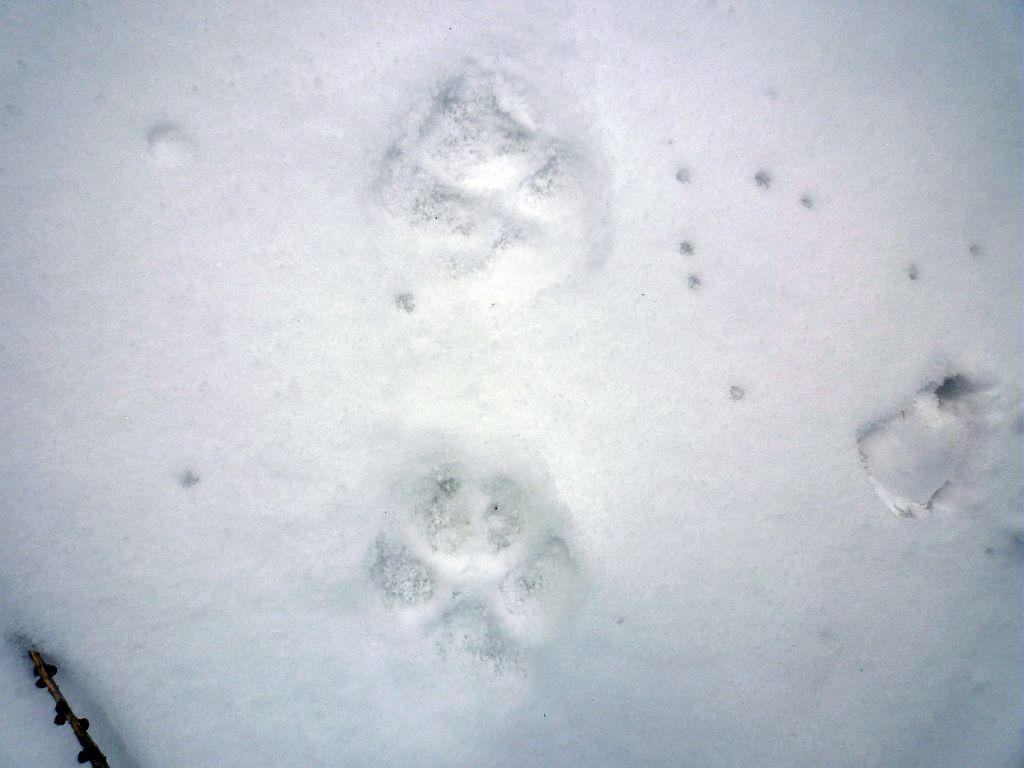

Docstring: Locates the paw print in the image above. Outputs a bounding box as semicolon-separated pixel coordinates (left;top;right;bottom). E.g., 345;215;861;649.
375;62;607;299
366;448;580;674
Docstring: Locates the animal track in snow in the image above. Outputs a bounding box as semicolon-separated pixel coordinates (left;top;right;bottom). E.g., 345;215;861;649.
376;62;606;300
179;470;200;488
366;446;580;674
858;374;982;518
394;292;416;313
369;535;435;606
146;123;196;168
439;598;524;675
499;536;577;642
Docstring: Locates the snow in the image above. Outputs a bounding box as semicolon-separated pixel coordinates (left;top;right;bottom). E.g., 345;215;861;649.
0;1;1020;767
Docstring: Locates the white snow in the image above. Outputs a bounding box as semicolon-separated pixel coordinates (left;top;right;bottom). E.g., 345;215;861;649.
0;2;1020;767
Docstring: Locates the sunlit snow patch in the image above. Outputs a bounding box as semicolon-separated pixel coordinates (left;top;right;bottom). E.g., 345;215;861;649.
858;375;978;518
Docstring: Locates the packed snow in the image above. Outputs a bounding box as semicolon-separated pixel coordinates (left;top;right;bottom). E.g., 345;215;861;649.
0;1;1020;767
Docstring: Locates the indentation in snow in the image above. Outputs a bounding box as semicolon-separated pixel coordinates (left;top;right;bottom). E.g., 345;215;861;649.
146;123;196;168
858;375;980;518
365;442;580;674
375;61;607;301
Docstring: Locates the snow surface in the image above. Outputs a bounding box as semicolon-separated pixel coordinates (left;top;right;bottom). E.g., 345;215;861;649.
0;1;1020;767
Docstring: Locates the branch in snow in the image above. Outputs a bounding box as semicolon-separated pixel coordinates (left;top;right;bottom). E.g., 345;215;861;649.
28;649;110;768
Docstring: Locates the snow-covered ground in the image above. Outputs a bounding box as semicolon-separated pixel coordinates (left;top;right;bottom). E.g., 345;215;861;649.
1;2;1020;766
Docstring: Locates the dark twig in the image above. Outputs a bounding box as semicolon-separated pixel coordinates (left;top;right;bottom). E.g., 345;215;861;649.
28;649;110;767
